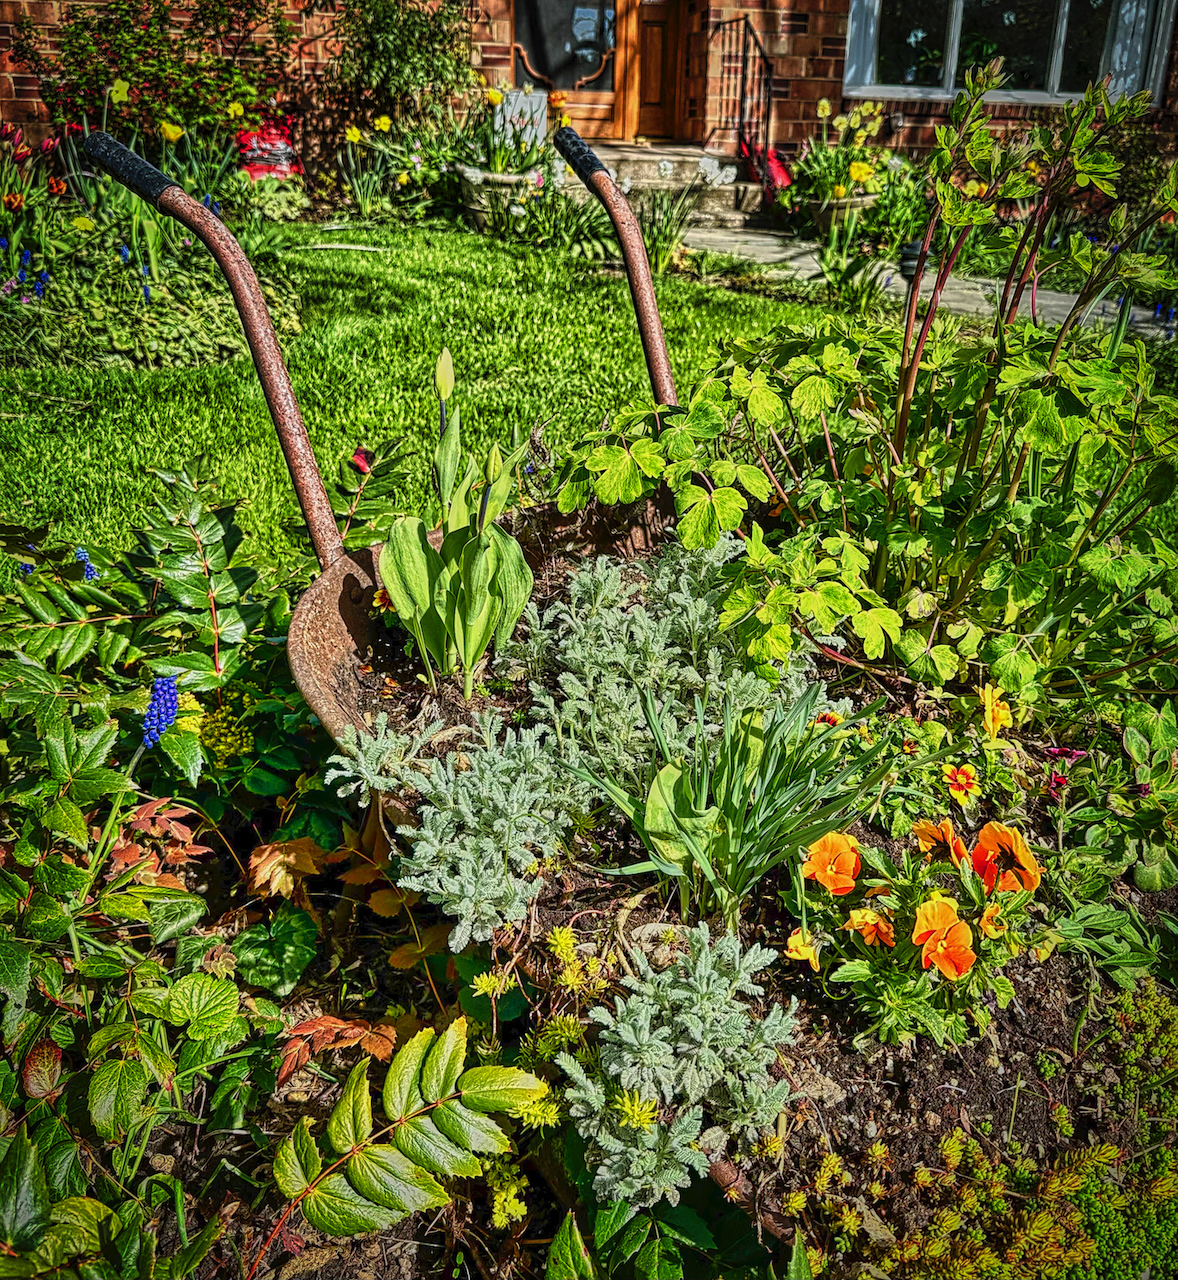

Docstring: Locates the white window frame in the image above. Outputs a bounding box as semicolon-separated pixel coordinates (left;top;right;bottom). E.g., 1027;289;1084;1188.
844;0;1178;103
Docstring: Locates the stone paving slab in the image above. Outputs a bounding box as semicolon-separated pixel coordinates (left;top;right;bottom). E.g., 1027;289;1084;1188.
683;226;1173;336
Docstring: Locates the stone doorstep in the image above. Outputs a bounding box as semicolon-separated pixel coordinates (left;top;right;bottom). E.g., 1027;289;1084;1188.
589;141;742;187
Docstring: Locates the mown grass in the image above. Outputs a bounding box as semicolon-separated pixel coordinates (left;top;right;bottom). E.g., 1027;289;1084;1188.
0;222;820;561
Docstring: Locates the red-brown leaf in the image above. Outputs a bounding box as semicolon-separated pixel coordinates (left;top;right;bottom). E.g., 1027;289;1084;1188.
22;1039;62;1099
357;1021;398;1062
388;923;451;969
248;838;326;899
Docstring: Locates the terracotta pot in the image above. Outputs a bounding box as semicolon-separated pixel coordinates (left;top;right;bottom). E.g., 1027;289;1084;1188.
458;169;536;231
807;192;880;236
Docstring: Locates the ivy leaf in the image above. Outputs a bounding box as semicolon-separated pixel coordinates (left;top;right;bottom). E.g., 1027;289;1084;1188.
851;607;902;660
548;1211;597;1279
233;906;318;997
346;1144;448;1216
88;1059;147;1140
457;1065;548;1115
0;1125;50;1252
327;1059;373;1154
166;972;239;1040
273;1117;323;1198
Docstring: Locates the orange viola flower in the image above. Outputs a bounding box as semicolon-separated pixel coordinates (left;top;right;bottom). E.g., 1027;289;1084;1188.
911;897;975;981
47;176;67;197
2;191;25;212
942;762;981;805
786;927;821;972
802;832;861;895
912;817;967;868
372;587;396;613
812;710;844;728
841;908;895;948
902;738;919;755
979;901;1006;939
971;822;1041;895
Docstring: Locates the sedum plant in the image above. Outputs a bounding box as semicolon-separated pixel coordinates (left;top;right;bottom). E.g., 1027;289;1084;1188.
269;1017;545;1241
378;348;533;699
558;924;797;1208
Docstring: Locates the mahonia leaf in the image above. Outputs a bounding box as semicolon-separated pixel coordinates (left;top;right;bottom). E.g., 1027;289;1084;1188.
420;1017;467;1103
432;1100;513;1155
273;1117;323;1198
302;1172;400;1236
383;1029;435;1122
346;1144;449;1215
457;1065;548;1115
327;1059;374;1154
392;1114;482;1178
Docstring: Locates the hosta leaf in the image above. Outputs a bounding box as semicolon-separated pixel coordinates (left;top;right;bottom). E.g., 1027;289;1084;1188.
458;1065;548;1115
301;1171;400;1236
273;1117;322;1198
346;1144;449;1215
166;972;239;1040
420;1017;467;1103
88;1060;147;1140
327;1059;373;1154
392;1114;481;1178
383;1029;434;1123
432;1100;512;1155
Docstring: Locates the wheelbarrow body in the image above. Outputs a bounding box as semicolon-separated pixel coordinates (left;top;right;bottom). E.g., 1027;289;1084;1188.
83;129;678;746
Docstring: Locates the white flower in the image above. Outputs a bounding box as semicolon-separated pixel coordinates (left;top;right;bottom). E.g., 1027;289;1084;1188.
620;176;633;194
509;203;525;217
658;159;675;179
698;156;720;182
607;166;618;181
718;164;737;186
458;164;485;186
551;164;566;188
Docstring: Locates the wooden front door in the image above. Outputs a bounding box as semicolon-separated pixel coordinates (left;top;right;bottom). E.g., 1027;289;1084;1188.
637;1;680;137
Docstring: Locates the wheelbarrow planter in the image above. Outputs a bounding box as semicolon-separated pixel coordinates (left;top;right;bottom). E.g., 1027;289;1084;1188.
81;128;783;1242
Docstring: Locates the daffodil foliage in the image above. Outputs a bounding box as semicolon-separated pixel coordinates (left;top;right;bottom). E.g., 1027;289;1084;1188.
272;1017;546;1236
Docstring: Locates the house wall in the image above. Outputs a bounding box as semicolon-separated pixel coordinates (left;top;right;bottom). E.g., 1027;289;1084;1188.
4;0;1175;157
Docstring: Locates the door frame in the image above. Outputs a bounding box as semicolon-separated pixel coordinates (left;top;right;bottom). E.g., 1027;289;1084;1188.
509;0;655;141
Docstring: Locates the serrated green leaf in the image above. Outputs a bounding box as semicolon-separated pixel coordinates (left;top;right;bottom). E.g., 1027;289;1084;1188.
457;1065;548;1115
302;1171;400;1236
634;1236;682;1280
392;1114;482;1178
146;892;206;945
548;1211;597;1279
851;607;902;660
432;1100;512;1155
88;1060;147;1140
420;1017;467;1103
346;1144;448;1215
383;1029;434;1123
232;906;317;997
166;973;238;1040
274;1117;323;1198
594;1201;636;1252
327;1059;373;1154
0;1126;50;1252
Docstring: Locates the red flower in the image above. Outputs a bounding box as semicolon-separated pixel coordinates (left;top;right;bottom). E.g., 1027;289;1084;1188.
3;192;25;212
351;446;375;474
47;177;67;197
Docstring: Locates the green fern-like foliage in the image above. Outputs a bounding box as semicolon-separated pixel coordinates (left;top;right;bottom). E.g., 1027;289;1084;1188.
272;1017;546;1236
323;713;446;806
558;923;798;1208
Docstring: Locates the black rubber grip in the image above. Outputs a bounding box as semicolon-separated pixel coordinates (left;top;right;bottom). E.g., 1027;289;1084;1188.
83;132;179;207
554;127;607;189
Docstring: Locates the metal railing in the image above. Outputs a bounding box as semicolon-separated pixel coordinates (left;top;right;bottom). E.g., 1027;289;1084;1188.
708;16;773;183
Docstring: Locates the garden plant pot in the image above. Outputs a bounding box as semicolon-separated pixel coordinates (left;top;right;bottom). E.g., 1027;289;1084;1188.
808;192;879;235
458;169;535;231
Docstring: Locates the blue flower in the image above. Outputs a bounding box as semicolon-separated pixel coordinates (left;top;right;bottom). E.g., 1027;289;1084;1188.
34;281;43;298
202;193;212;208
17;269;26;283
120;244;130;263
39;270;48;282
141;263;149;277
21;250;30;266
141;675;179;747
143;284;151;302
74;546;100;581
18;562;33;576
213;201;222;216
0;237;7;250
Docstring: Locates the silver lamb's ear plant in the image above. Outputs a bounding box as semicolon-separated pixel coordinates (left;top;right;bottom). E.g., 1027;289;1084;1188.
377;347;534;699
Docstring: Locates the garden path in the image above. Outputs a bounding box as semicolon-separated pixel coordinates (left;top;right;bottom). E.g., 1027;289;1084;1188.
683;226;1175;335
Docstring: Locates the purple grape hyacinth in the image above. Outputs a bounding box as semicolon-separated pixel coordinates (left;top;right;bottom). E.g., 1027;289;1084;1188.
74;547;99;581
142;676;178;747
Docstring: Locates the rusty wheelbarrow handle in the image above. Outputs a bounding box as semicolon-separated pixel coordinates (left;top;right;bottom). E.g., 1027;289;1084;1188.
554;127;678;409
82;131;345;573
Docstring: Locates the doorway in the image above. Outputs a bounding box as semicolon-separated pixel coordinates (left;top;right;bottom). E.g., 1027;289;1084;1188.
637;1;680;138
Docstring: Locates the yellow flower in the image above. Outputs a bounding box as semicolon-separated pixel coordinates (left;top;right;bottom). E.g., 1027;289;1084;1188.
849;110;862;129
979;902;1007;939
861;100;876;113
832;115;849;130
109;79;130;104
560;113;571;128
832;184;848;199
396;171;410;186
817;98;832;119
866;117;883;136
1026;160;1041;176
345;124;362;144
71;216;96;231
374;115;392;133
487;87;504;106
613;1090;659;1131
979;683;1013;741
853;129;868;146
786;927;821;972
227;101;244;119
963;179;988;197
942;763;981;805
546;926;578;966
849;160;875;184
160;122;184;144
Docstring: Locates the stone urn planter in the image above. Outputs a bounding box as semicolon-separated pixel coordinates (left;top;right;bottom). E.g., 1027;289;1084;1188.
807;192;880;235
457;167;537;231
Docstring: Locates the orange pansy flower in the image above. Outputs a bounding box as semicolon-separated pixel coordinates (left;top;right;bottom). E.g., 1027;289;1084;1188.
912;817;968;868
912;897;975;980
372;587;396;613
841;908;895;948
802;832;861;895
942;762;981;805
971;822;1041;895
979;901;1006;939
786;927;821;972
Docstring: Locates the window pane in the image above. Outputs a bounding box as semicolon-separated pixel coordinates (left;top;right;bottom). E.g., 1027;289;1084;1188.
513;1;616;92
955;0;1058;91
877;0;954;86
1058;0;1114;93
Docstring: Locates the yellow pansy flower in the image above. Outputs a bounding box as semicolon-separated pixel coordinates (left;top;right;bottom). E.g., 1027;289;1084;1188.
345;124;363;144
227;101;244;119
160;122;184;144
375;115;391;132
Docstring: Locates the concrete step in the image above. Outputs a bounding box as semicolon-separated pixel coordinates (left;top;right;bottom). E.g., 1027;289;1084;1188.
590;143;742;188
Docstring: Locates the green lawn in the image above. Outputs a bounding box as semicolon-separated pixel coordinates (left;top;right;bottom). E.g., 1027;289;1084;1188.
0;223;818;560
